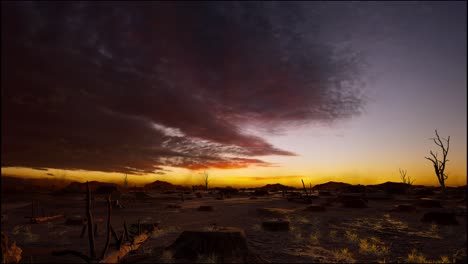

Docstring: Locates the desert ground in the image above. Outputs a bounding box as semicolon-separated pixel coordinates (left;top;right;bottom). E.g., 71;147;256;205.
1;187;467;263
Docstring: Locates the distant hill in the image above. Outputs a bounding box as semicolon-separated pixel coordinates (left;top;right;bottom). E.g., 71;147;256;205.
1;176;69;193
144;180;189;191
145;180;176;190
258;183;295;191
61;181;119;193
312;181;351;191
369;181;409;194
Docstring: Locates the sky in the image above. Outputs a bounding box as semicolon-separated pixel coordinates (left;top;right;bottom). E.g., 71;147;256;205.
1;2;466;187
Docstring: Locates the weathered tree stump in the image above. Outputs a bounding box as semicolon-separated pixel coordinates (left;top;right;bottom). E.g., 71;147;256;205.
198;206;214;212
262;220;290;231
304;205;326;212
100;232;149;263
422;212;458;225
166;228;254;263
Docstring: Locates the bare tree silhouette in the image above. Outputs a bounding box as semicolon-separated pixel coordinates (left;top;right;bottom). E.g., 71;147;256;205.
202;171;209;191
425;130;450;197
123;173;128;189
399;168;414;194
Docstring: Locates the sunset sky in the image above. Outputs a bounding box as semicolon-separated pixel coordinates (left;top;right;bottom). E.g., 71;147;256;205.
2;2;466;188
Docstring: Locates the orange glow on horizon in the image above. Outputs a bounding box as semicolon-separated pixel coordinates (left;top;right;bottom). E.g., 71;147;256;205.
2;164;466;188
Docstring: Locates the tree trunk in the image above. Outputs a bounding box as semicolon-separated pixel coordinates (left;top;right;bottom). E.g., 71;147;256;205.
99;233;149;263
101;196;112;259
86;181;96;260
32;214;64;223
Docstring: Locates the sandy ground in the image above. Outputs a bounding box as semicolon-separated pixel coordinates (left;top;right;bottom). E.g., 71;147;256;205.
1;191;466;263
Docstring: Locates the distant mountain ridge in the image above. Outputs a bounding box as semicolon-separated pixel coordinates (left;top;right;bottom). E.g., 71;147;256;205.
2;175;464;194
62;181;119;193
144;180;190;191
312;181;351;191
258;183;295;191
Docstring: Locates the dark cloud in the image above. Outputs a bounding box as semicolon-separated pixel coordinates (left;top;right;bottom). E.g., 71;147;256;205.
1;2;366;174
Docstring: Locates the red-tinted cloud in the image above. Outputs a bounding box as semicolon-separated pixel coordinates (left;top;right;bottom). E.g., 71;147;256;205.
1;2;365;174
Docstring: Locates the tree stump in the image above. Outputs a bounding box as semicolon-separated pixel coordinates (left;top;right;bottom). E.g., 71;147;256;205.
166;228;253;263
100;232;149;263
262;220;290;231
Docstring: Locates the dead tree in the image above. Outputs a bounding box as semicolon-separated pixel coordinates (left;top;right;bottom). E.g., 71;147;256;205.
100;196;112;260
52;182;150;263
301;179;309;197
86;182;96;259
425;130;450;196
399;168;414;194
202;171;209;191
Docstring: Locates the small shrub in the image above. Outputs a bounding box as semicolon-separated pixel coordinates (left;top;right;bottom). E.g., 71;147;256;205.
345;230;359;243
296;216;310;224
294;232;303;241
329;230;338;240
310;232;320;245
332;248;355;263
359;238;389;256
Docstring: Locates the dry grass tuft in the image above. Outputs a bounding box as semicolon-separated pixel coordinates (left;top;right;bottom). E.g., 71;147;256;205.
309;231;320;245
406;249;453;263
332;248;355;263
344;230;359;243
358;237;389;256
